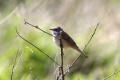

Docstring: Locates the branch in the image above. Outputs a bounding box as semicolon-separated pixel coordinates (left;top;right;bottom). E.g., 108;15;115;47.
59;31;64;80
104;70;120;80
56;31;65;80
10;50;20;80
16;29;60;66
24;19;53;37
65;22;100;75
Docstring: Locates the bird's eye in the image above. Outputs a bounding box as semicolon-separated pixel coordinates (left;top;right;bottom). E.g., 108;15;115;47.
55;29;59;31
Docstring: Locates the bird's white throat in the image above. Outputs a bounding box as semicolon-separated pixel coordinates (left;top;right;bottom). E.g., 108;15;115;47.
52;31;69;48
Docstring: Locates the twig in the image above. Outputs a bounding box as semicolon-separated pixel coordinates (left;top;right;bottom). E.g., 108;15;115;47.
24;19;53;37
59;31;64;80
16;29;60;66
10;50;20;80
64;22;100;75
83;22;100;50
104;70;120;80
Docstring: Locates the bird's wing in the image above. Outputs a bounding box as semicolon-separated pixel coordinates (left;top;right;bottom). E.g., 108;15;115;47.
61;31;88;58
61;31;78;49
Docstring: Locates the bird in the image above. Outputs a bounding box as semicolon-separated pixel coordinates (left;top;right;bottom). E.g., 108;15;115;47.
50;27;88;58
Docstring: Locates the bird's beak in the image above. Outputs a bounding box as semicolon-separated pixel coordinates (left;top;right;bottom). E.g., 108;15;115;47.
49;28;54;30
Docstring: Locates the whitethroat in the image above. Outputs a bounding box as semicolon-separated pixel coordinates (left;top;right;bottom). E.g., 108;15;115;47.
50;27;88;58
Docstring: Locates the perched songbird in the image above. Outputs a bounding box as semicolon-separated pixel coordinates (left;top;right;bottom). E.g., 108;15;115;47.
50;27;88;58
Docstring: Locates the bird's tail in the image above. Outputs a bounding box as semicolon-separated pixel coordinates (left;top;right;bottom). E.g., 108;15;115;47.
76;48;88;58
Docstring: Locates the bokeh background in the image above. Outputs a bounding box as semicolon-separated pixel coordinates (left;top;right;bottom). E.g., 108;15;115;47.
0;0;120;80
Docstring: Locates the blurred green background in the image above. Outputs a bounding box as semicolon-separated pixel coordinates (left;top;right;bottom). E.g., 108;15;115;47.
0;0;120;80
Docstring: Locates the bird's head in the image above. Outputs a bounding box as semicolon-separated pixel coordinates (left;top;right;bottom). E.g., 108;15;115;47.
50;27;63;32
50;27;63;36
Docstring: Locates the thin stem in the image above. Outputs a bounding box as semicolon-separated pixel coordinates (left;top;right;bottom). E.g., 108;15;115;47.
59;31;64;80
10;50;20;80
24;19;53;37
16;29;60;66
83;22;100;51
104;70;120;80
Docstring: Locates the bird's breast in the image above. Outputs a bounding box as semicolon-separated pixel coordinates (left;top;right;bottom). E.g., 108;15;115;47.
53;37;69;48
52;31;69;48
